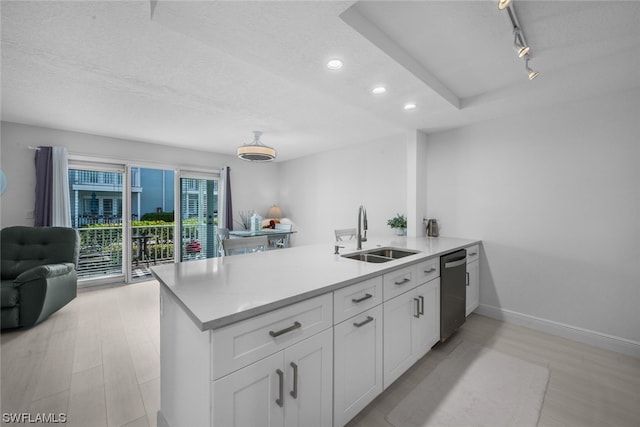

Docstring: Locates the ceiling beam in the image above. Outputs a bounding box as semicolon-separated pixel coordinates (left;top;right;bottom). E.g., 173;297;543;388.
340;5;461;110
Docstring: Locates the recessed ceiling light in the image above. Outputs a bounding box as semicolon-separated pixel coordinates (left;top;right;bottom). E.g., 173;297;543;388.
372;86;387;95
326;59;343;70
404;103;417;111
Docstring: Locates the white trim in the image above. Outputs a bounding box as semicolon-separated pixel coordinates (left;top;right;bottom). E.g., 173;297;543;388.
78;275;125;289
179;169;220;180
68;152;222;174
475;304;640;358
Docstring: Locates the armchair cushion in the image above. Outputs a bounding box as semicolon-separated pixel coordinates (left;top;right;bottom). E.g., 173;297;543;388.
1;280;19;307
1;226;80;279
14;263;75;283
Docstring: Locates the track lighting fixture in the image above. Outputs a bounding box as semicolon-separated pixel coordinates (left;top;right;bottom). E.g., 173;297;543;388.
499;0;540;80
513;27;530;58
497;0;512;10
525;58;539;80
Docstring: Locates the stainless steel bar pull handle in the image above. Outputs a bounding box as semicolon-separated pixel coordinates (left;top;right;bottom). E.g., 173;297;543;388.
269;321;302;338
290;362;298;399
353;316;374;328
419;295;424;316
276;369;284;407
468;252;477;256
395;277;411;285
352;293;373;303
414;298;421;318
444;257;466;269
424;267;436;273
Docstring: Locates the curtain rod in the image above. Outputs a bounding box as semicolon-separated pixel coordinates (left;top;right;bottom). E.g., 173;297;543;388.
27;145;223;172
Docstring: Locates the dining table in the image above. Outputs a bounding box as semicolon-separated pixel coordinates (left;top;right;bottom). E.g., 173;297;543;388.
228;228;296;248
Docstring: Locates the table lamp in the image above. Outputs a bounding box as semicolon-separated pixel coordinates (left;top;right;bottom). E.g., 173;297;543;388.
266;205;283;219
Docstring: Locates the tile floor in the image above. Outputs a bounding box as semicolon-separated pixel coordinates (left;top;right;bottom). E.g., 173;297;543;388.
1;280;639;426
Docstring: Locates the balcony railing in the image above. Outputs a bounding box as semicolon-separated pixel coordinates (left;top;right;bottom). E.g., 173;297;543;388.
72;170;123;186
76;223;219;280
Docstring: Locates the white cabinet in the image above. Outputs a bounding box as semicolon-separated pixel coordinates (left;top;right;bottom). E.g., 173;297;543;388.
333;305;383;427
415;279;441;357
211;293;333;380
383;278;440;389
466;260;479;316
465;245;480;316
333;276;383;324
213;350;284;427
214;328;333;427
284;329;333;427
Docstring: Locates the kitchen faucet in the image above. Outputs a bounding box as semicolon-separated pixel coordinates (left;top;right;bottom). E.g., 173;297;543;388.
357;205;368;250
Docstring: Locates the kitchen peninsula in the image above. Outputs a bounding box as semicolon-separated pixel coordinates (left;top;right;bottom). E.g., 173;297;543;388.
152;236;480;427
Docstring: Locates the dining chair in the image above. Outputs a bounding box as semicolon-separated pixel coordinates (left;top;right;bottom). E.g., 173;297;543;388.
334;228;356;242
273;223;293;248
222;235;269;256
216;227;230;256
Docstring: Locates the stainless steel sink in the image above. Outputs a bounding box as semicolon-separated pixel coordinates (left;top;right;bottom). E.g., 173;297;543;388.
341;247;420;263
365;248;419;259
342;253;392;263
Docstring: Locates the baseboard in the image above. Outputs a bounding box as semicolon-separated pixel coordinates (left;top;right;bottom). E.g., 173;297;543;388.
475;304;640;359
157;411;170;427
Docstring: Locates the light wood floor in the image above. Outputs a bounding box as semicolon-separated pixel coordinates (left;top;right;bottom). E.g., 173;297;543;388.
2;280;639;427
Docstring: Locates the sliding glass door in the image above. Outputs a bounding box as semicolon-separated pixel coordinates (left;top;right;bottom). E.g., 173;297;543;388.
68;160;221;285
129;166;175;281
179;173;219;261
68;165;125;283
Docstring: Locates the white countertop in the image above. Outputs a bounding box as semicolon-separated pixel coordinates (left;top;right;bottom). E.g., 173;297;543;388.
151;236;480;331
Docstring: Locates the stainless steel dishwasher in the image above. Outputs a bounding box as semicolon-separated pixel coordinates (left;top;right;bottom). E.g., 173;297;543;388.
440;249;467;341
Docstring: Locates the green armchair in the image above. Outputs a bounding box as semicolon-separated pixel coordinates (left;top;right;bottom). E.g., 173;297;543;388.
1;226;80;329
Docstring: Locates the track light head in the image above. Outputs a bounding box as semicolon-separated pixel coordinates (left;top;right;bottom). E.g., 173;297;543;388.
498;0;512;10
513;27;530;58
525;58;539;80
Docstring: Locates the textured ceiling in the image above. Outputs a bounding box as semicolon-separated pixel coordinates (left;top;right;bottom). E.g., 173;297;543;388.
2;1;639;161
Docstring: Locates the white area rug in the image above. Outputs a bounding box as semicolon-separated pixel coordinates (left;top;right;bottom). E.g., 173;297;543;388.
386;341;549;427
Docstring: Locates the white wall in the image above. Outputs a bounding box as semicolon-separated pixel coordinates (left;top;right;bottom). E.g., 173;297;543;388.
0;122;278;228
277;133;408;246
425;89;640;345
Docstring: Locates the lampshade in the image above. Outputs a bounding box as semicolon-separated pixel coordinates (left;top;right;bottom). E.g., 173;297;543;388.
237;131;276;162
267;205;284;219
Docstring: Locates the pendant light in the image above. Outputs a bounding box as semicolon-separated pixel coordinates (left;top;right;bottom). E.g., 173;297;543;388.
237;131;276;162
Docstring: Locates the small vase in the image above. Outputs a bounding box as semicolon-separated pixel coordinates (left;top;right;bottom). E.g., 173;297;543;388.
394;227;406;236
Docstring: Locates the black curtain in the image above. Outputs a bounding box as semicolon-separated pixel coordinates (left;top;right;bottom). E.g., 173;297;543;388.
224;167;233;230
34;146;53;227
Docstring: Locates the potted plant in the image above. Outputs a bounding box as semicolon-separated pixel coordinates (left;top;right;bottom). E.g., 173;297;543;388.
387;213;407;235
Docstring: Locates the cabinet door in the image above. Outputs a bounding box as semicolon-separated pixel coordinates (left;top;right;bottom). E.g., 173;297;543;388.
414;279;440;358
466;260;479;316
383;290;418;389
284;329;333;427
213;352;285;427
334;305;383;427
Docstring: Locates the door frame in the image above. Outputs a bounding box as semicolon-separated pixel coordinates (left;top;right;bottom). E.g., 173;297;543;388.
177;169;221;263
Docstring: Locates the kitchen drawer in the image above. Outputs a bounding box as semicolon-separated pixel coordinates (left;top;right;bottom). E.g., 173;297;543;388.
211;293;333;380
383;264;419;301
334;276;383;324
466;244;480;263
416;257;440;284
